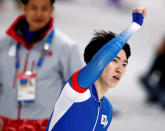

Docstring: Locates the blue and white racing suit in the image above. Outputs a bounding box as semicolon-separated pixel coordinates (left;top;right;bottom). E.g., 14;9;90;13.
47;13;144;131
47;82;113;131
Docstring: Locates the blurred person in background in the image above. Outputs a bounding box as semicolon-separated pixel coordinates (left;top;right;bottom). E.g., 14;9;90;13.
108;0;123;8
47;8;146;131
0;0;82;130
108;0;138;11
140;36;165;109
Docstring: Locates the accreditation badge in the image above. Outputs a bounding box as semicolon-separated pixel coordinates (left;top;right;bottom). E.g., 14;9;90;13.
17;71;37;103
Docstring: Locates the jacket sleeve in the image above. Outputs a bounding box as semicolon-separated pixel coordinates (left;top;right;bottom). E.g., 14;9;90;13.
0;37;4;99
60;43;83;85
0;83;2;99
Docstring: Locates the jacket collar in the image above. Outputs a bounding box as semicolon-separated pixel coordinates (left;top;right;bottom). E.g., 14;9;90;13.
91;84;99;101
91;84;105;102
6;15;54;50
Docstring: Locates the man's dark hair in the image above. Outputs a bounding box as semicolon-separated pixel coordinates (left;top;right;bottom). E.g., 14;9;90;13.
84;30;131;64
21;0;56;5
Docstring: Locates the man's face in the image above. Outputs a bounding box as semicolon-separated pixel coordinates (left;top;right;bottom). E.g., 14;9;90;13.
22;0;54;32
99;49;128;88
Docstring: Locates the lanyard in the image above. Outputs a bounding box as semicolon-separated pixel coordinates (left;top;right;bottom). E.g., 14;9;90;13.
13;29;54;88
15;29;54;72
13;29;54;120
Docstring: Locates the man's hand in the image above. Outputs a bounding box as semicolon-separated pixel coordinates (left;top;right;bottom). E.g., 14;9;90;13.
132;7;146;26
133;7;147;18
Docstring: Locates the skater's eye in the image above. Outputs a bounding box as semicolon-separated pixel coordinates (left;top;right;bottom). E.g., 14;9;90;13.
112;59;118;63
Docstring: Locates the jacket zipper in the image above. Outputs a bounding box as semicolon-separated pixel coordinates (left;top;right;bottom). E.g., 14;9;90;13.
92;100;101;131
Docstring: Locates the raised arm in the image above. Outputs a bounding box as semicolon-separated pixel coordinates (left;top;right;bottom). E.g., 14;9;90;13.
70;8;146;93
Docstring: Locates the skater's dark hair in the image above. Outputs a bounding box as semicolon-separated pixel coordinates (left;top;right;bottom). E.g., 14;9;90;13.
84;30;131;64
